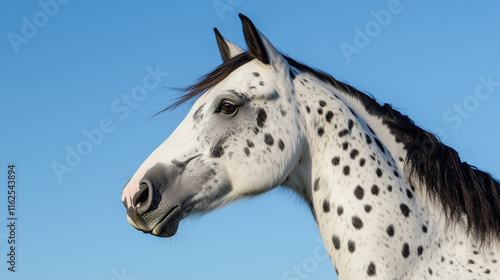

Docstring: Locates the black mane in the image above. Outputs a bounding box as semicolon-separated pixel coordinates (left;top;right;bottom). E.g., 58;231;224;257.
287;56;500;244
169;52;500;244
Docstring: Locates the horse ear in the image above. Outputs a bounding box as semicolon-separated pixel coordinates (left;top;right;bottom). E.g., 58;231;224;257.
239;14;290;74
214;28;244;62
239;14;269;64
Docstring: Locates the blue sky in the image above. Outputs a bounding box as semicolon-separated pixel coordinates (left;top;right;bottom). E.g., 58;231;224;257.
1;1;499;279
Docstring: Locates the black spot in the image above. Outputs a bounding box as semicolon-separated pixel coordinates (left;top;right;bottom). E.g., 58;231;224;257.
348;240;356;253
354;186;364;200
343;165;350;176
388;185;393;192
352;216;363;229
400;204;411;217
367;262;376;276
468;259;475;264
338;129;349;137
278;140;285;151
374;138;385;153
406;189;413;199
305;106;311;113
323;200;330;213
371;185;379;196
319;100;326;107
252;72;260;77
364;204;372;213
326;111;334;123
485;269;491;274
422;225;428;233
428;268;433;275
332;235;341;250
313;178;320;192
350;149;359;159
376;168;383;177
417;246;423;256
365;134;372;144
393;170;400;177
342;142;349;150
256;108;267;128
244;147;250;156
348;119;354;130
318;127;325;136
386;225;395;237
399;156;404;162
317;108;323;115
211;143;224;158
264;134;274;146
332;156;340;166
253;127;259;134
402;243;410;258
246;140;254;148
337;206;344;216
359;158;366;167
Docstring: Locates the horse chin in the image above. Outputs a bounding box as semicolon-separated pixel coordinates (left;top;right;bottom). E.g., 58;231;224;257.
150;205;183;237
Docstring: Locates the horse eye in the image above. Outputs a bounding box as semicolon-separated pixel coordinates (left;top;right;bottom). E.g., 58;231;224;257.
219;101;238;115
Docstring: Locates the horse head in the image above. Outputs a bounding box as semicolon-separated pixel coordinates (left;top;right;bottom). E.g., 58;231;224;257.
122;14;304;237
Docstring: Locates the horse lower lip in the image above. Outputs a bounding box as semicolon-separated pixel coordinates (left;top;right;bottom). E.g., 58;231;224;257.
152;206;182;237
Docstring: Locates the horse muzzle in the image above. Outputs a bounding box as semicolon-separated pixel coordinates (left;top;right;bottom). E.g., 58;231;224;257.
123;161;195;237
122;157;231;237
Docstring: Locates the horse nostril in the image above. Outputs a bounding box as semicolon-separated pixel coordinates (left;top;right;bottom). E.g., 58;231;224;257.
133;179;154;215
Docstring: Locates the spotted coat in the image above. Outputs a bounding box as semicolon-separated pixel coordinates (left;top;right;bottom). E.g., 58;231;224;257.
122;14;500;280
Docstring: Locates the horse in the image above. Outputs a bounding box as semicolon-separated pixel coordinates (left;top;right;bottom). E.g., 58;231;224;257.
121;14;500;279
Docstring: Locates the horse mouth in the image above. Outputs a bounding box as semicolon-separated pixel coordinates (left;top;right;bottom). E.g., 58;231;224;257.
150;205;182;237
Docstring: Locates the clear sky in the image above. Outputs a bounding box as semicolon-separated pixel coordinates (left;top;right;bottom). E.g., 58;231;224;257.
1;1;499;279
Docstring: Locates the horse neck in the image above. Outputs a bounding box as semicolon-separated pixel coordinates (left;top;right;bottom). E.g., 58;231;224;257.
288;72;449;279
